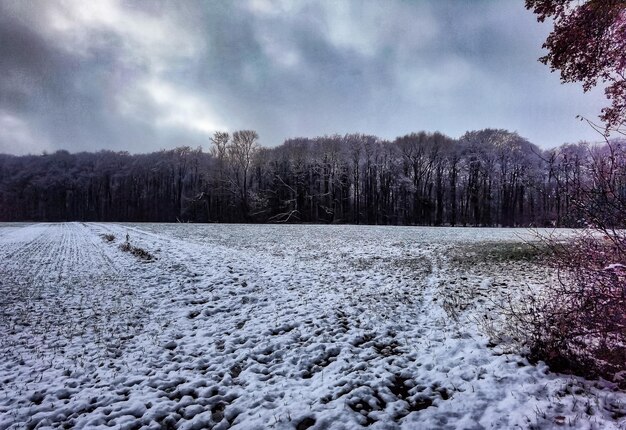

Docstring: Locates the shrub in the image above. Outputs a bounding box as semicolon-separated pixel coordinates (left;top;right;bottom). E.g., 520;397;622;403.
101;233;116;242
494;230;626;386
119;234;154;261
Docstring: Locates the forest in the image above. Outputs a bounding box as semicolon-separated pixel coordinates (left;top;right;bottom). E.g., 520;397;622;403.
0;128;623;227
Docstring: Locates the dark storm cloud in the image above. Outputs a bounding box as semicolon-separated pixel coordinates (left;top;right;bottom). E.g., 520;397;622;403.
0;1;157;153
0;5;81;153
0;0;608;155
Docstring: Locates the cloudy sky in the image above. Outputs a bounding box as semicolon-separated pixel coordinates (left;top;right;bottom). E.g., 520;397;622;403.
0;0;608;155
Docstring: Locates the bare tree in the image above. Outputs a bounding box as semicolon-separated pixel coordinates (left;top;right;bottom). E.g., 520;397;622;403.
229;130;259;218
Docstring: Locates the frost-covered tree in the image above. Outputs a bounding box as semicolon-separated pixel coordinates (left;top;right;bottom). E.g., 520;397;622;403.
229;130;259;218
0;129;621;227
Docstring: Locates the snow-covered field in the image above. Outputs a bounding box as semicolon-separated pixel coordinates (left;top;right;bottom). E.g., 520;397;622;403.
1;223;625;430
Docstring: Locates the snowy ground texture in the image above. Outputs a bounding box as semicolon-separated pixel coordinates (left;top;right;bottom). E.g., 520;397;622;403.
1;223;625;430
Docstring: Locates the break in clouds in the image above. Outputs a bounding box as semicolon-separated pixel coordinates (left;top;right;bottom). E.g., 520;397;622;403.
0;0;608;155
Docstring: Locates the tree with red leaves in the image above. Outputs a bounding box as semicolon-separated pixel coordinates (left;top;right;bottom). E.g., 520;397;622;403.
497;1;626;384
526;0;626;134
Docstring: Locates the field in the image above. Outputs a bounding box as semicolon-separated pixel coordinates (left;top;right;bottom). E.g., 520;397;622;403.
0;223;625;429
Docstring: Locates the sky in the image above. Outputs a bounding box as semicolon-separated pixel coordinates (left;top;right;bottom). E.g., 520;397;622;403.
0;0;609;155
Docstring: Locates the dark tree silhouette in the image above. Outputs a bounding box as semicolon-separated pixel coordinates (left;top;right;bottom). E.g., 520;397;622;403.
1;128;623;227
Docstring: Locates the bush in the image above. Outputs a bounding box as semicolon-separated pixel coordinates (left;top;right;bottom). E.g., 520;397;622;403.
492;142;626;384
119;235;154;261
494;230;626;385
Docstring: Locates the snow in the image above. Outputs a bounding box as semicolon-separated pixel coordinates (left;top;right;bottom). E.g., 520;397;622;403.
0;223;624;429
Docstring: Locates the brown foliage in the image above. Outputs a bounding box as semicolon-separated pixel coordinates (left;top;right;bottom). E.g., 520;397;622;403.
526;0;626;133
495;143;626;384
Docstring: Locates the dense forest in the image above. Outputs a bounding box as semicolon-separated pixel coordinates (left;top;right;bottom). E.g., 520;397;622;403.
0;128;623;227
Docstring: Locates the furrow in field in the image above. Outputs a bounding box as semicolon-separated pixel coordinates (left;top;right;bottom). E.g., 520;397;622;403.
0;223;154;430
1;223;624;430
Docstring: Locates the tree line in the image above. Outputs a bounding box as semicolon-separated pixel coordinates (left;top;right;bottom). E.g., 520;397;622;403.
0;128;623;227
